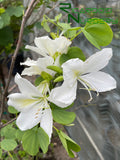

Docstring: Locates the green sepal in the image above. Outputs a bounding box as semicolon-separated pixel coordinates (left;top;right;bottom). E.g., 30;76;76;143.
54;76;63;82
41;71;53;81
57;130;81;158
47;65;63;74
50;32;58;39
35;76;44;86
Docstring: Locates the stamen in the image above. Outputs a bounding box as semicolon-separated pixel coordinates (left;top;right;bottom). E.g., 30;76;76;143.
78;78;93;102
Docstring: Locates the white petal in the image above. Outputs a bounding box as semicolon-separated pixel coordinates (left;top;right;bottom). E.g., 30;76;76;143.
25;45;48;57
55;36;72;54
40;107;53;141
8;93;38;112
20;58;37;66
35;36;56;57
62;58;84;87
54;55;60;67
21;66;41;76
37;56;55;75
21;58;41;76
83;48;112;74
15;74;41;97
80;71;116;92
48;81;77;108
16;102;44;131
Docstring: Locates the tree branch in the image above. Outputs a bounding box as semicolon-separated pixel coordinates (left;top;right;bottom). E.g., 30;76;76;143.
0;118;16;129
0;0;38;122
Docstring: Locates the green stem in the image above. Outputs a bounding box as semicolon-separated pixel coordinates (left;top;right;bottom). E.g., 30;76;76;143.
8;151;14;160
53;125;59;132
71;30;82;41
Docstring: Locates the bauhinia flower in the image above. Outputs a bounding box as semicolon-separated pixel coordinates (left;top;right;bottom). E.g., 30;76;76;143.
8;74;56;140
21;56;55;76
25;36;71;59
49;48;116;106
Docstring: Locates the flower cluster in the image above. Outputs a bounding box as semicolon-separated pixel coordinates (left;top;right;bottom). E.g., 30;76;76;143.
8;35;116;142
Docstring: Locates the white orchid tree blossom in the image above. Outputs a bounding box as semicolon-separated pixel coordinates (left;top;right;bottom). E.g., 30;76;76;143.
25;36;71;58
21;56;55;76
49;48;116;106
8;74;57;141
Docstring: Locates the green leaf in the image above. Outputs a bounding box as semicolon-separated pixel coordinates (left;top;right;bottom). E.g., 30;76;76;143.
37;128;49;153
1;125;17;139
57;22;71;30
41;20;50;32
55;13;62;21
1;139;17;151
0;26;13;46
0;8;5;14
47;65;63;74
1;12;10;27
59;46;86;65
22;128;39;156
8;106;19;114
65;30;76;38
34;22;42;29
82;18;113;49
6;6;24;17
52;107;76;125
67;47;86;61
22;127;49;155
35;76;44;86
58;131;81;158
59;54;69;66
54;76;63;82
0;16;4;29
16;129;25;141
41;71;53;81
0;149;2;158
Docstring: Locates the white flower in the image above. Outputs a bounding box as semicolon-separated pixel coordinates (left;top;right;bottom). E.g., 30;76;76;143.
49;48;116;106
25;36;71;58
8;74;54;140
21;56;55;76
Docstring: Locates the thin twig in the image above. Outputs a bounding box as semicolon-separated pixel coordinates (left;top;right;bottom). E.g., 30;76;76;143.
0;0;38;121
8;84;17;93
0;117;16;129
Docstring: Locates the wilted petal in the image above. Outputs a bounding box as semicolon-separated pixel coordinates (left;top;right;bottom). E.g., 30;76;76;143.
48;81;77;108
16;102;44;131
15;74;42;97
40;107;53;140
62;58;84;87
83;48;112;74
80;71;116;92
8;93;38;112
